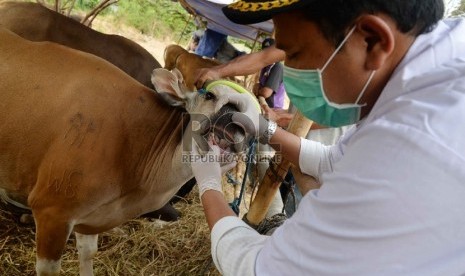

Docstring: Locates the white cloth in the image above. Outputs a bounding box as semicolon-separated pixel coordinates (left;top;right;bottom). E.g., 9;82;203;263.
211;18;465;276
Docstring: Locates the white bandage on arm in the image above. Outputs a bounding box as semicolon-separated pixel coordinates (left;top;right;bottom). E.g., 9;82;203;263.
299;137;333;179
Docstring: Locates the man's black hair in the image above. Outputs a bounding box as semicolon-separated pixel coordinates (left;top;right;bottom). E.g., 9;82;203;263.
300;0;445;46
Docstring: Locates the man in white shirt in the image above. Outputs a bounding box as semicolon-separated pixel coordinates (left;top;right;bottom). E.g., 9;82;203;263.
189;0;465;275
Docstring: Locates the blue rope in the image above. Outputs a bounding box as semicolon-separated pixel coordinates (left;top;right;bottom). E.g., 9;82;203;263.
226;172;240;186
229;138;257;215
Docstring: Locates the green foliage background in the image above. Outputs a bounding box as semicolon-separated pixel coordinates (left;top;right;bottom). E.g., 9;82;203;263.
70;0;251;48
40;0;196;43
112;0;195;41
76;0;101;10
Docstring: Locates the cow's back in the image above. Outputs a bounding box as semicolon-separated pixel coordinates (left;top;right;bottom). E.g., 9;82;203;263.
0;1;162;89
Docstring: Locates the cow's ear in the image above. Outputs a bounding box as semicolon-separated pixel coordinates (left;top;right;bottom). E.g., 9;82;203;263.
151;68;188;107
157;92;185;107
171;68;184;85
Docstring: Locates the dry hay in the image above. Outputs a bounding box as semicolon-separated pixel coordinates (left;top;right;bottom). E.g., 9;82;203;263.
0;192;219;275
0;175;257;276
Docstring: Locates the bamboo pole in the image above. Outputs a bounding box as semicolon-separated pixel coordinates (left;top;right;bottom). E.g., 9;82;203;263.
244;110;313;226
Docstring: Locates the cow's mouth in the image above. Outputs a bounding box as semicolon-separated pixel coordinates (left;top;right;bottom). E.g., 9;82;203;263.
208;103;249;153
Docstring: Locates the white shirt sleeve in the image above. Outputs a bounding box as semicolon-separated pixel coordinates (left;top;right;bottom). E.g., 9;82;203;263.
299;125;356;179
299;138;330;178
211;216;268;276
299;138;344;179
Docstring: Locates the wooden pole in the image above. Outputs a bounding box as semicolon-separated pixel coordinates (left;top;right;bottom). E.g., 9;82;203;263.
244;111;313;226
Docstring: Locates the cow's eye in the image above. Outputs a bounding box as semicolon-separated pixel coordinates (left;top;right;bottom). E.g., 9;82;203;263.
204;91;216;101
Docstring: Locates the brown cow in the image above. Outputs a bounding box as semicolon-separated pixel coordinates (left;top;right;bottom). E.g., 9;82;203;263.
164;44;223;90
0;1;161;89
0;27;251;275
0;1;192;222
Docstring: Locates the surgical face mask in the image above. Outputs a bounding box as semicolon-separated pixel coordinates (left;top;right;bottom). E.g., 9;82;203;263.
283;26;376;127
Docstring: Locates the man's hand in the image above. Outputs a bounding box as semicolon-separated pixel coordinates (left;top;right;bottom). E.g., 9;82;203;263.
194;67;222;89
261;105;294;128
190;140;237;198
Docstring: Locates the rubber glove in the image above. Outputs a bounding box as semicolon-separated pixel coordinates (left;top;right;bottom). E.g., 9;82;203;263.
191;140;237;198
214;92;269;138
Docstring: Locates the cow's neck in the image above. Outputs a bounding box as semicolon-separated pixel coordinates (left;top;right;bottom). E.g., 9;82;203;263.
136;109;192;202
171;120;196;187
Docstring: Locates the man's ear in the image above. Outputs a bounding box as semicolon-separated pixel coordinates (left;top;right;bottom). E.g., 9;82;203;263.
151;68;188;107
355;15;395;70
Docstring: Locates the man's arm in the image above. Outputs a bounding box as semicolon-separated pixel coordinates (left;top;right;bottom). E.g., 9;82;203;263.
201;190;236;230
268;127;302;167
258;86;274;99
190;143;264;275
195;45;285;88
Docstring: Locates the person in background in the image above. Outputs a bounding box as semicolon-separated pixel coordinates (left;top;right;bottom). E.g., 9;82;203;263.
193;28;245;63
186;29;204;52
189;0;465;275
254;38;286;109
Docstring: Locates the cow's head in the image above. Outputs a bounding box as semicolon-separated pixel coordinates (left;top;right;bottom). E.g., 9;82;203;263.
151;68;259;154
163;44;187;71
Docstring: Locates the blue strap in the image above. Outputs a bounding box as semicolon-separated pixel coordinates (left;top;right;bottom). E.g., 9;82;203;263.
229;138;257;215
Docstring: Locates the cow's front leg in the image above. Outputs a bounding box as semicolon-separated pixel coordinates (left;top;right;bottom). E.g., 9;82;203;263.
76;232;98;276
34;211;73;276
